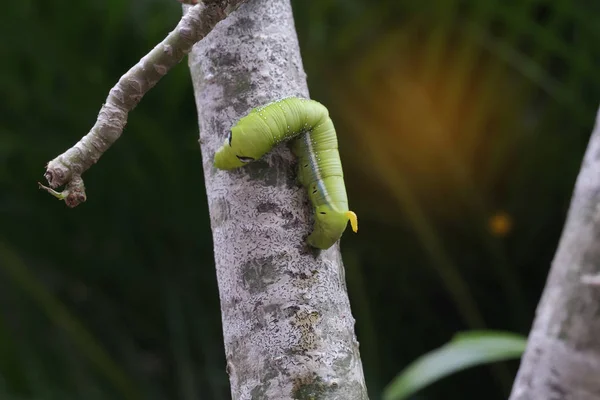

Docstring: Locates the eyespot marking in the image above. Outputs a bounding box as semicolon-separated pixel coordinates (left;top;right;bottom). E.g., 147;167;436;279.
228;131;233;146
319;211;326;215
236;155;255;163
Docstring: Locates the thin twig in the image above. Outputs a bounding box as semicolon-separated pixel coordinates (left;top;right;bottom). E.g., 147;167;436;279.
42;0;247;206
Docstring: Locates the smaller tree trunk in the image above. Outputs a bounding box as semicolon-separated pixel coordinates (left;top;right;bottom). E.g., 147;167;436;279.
509;107;600;400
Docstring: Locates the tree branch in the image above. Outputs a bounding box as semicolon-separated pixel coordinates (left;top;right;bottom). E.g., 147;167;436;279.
41;0;247;207
509;105;600;399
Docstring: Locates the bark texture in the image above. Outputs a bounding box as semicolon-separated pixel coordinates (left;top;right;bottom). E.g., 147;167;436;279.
186;1;369;399
509;107;600;400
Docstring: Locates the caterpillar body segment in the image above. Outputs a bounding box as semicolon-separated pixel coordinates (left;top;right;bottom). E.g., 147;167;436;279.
213;97;358;250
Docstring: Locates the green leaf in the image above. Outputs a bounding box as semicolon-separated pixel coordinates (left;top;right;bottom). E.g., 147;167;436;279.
383;330;527;400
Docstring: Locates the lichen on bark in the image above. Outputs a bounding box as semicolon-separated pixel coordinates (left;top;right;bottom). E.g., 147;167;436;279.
185;0;369;398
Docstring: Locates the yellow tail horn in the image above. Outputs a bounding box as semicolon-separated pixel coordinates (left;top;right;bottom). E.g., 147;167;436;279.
346;211;358;233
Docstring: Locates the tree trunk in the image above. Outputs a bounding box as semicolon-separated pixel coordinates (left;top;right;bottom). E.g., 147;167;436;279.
185;1;369;399
509;107;600;400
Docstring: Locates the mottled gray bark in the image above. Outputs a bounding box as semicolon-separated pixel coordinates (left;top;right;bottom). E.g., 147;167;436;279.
509;107;600;400
185;1;369;399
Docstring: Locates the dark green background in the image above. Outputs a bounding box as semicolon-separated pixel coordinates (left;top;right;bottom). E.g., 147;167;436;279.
1;0;598;399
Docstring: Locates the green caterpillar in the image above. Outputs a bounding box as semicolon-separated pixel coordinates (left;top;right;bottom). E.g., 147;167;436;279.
213;97;358;250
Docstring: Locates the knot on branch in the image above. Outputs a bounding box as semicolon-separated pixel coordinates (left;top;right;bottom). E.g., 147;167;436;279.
44;161;71;189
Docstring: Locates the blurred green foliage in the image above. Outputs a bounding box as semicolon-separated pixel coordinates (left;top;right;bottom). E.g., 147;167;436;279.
383;331;527;400
0;0;598;399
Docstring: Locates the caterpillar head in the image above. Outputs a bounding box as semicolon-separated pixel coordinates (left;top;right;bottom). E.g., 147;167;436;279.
214;116;266;170
307;205;358;250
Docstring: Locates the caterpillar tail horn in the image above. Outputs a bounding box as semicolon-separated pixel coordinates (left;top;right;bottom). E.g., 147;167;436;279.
347;211;358;233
